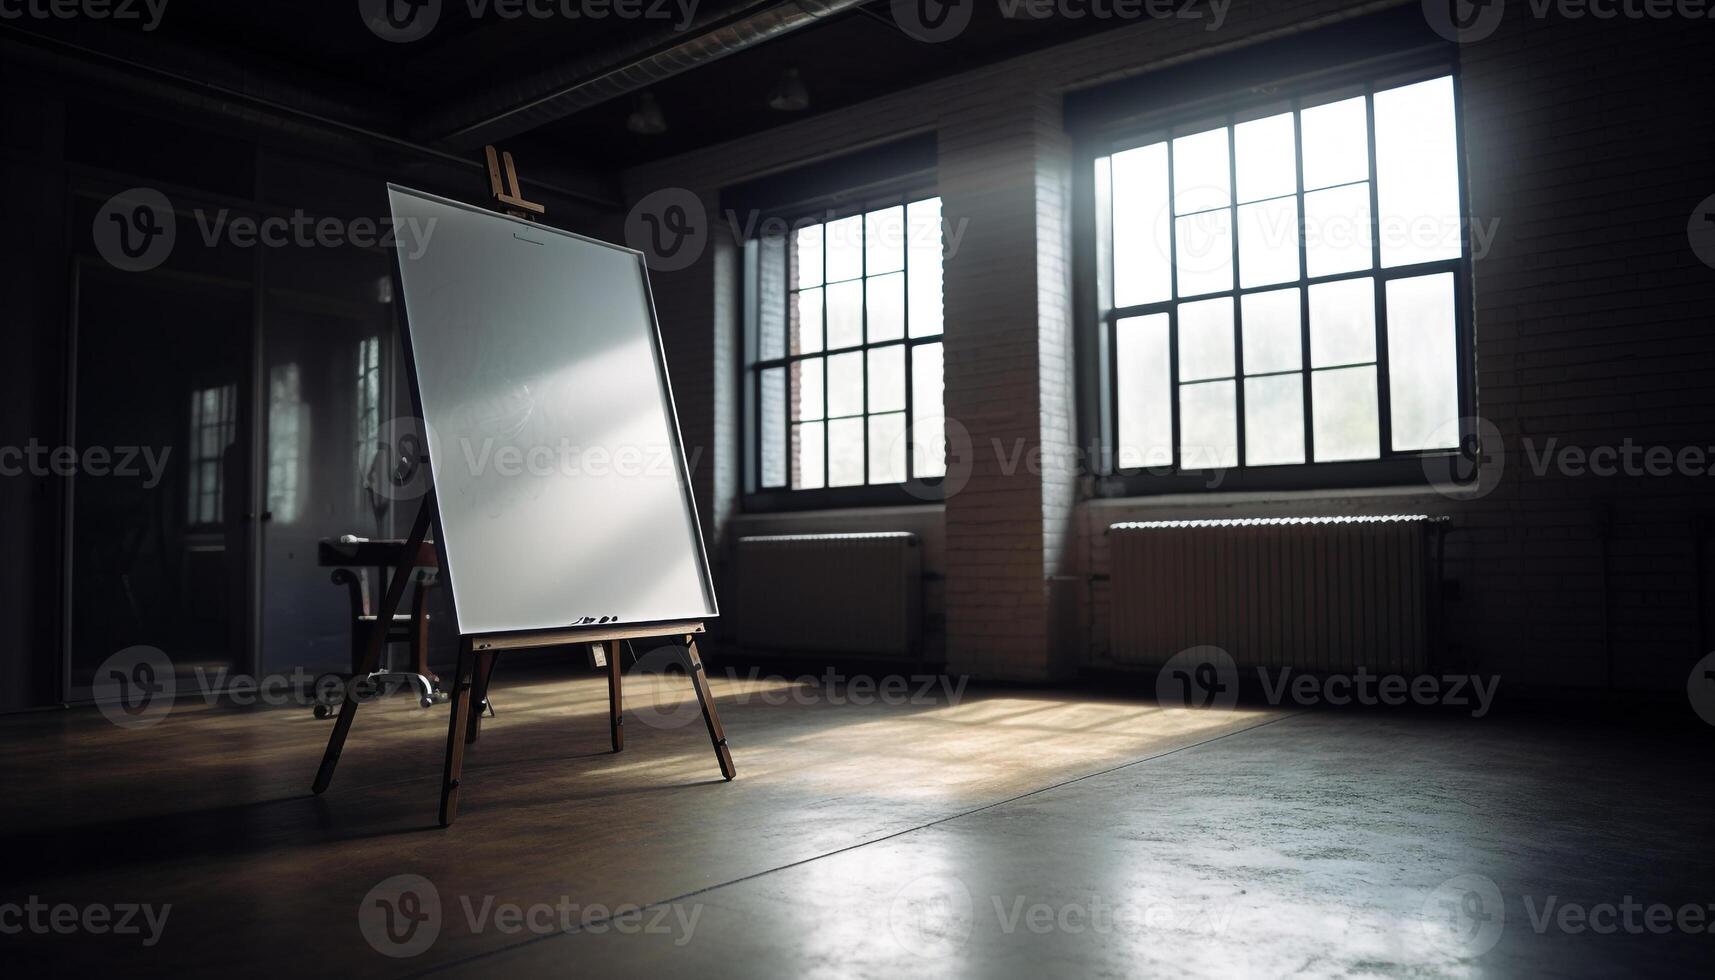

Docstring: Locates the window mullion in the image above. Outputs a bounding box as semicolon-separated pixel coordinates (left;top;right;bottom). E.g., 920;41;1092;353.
1293;99;1315;464
903;195;914;482
1228;113;1245;470
860;212;870;485
1100;157;1117;474
1365;83;1393;458
1167;305;1181;474
757;251;767;491
821;226;830;489
1165;135;1181;473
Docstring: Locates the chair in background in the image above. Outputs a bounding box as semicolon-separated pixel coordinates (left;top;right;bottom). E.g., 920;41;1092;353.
314;537;447;717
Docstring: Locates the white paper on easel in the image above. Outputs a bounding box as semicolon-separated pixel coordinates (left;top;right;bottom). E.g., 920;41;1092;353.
387;185;717;636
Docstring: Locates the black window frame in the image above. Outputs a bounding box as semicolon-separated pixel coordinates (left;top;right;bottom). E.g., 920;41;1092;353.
1074;46;1481;498
741;180;948;513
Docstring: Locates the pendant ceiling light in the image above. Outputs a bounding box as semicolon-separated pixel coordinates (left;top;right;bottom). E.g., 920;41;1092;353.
767;67;810;112
627;92;667;135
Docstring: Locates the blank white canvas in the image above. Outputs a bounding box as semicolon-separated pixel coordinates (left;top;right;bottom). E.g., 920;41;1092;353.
387;185;716;635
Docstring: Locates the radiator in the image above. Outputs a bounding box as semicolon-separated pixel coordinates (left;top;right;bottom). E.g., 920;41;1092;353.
733;532;922;657
1107;516;1436;673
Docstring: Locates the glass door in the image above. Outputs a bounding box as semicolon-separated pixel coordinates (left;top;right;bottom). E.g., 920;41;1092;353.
66;263;255;700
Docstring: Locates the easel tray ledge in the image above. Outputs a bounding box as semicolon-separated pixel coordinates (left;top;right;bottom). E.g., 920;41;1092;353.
471;620;708;652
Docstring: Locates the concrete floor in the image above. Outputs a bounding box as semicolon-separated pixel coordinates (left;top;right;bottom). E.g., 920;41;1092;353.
3;662;1711;978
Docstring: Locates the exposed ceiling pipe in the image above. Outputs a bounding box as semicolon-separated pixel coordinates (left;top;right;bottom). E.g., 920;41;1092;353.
415;0;868;150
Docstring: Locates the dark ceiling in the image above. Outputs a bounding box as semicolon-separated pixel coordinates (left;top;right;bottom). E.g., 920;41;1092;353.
4;0;1143;177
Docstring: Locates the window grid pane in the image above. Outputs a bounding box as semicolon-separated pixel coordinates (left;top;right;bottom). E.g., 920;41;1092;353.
1103;74;1466;480
758;196;945;494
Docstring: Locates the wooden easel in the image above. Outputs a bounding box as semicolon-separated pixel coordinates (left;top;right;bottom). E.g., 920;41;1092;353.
311;151;733;826
310;489;735;826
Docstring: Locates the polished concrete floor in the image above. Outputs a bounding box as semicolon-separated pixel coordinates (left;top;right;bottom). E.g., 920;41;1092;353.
2;662;1711;978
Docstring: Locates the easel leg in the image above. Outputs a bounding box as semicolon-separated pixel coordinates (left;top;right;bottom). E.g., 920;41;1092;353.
465;651;496;744
313;492;437;795
607;639;624;752
440;637;475;827
683;636;735;780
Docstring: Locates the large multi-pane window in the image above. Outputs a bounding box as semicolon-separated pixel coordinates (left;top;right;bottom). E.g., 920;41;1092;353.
1093;71;1469;486
748;196;945;502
